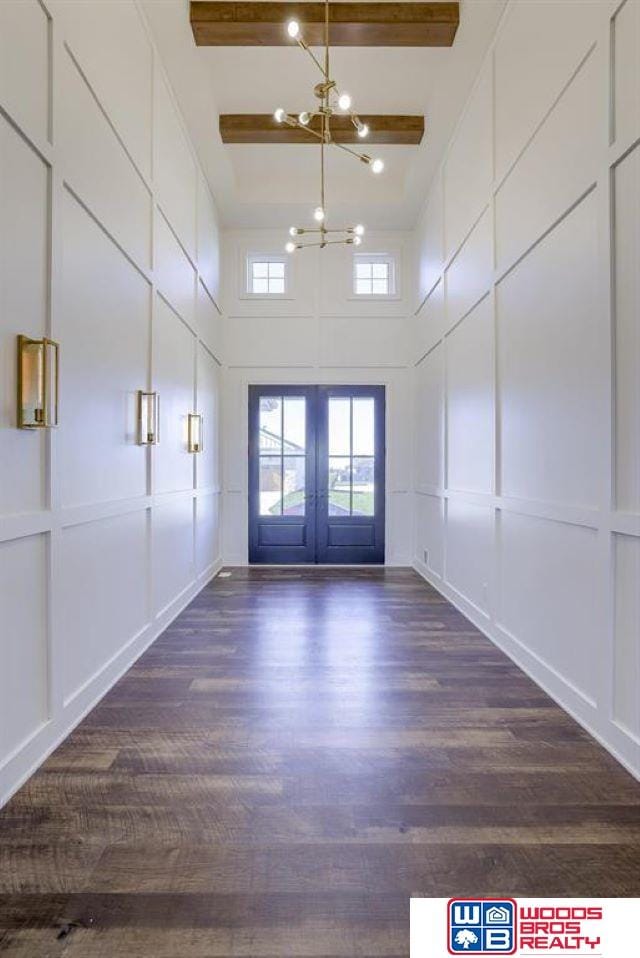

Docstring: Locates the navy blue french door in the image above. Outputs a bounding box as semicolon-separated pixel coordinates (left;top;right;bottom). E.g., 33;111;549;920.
248;385;385;564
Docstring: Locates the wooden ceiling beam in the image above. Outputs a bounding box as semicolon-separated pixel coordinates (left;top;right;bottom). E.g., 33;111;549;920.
219;114;425;145
191;3;459;47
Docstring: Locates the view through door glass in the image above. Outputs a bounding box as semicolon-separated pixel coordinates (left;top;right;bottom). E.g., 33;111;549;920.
249;385;385;564
259;395;307;517
328;396;375;517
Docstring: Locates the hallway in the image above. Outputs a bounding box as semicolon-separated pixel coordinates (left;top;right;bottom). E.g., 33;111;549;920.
1;568;639;956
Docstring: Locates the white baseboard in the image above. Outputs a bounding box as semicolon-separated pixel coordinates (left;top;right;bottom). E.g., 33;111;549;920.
412;558;640;783
0;557;223;808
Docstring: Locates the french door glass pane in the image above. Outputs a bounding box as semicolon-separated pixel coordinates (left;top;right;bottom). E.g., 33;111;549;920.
259;396;282;452
282;456;306;515
352;398;374;455
259;456;282;515
328;457;351;515
283;397;306;452
329;398;350;455
352;457;374;515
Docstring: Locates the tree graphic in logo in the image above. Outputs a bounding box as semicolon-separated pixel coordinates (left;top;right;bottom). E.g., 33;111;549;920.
454;929;479;950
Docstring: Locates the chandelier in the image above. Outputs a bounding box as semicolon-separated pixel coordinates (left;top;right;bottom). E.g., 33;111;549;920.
274;0;385;253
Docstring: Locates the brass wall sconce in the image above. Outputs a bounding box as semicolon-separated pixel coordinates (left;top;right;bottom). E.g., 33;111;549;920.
137;390;159;445
17;335;59;429
188;413;203;453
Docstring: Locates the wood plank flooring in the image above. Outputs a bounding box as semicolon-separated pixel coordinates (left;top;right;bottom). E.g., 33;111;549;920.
1;567;639;956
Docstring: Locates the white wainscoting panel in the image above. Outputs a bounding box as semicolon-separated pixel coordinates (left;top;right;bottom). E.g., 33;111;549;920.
497;195;600;508
59;191;149;508
613;533;640;739
498;512;599;705
446;296;493;495
153;496;195;615
0;534;48;760
444;66;492;258
153;297;196;495
445;498;493;615
445;208;492;329
59;510;149;704
0;115;48;516
613;144;640;513
0;0;49;145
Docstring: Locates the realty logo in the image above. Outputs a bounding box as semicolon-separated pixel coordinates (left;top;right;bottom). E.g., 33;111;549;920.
448;899;517;954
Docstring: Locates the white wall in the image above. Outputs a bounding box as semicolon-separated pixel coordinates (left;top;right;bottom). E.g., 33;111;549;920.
411;0;640;779
221;229;413;565
0;0;224;805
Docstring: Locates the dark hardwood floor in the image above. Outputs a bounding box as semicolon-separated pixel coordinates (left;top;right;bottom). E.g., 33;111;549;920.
1;567;639;956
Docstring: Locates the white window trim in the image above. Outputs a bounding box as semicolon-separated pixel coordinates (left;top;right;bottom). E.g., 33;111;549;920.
242;252;292;300
350;252;400;301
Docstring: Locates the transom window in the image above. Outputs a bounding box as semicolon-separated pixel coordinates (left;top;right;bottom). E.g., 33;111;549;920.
353;253;396;297
247;255;287;295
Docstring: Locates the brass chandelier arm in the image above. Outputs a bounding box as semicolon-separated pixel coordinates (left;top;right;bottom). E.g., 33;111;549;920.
332;140;371;163
292;227;359;234
295;38;327;78
293;238;359;249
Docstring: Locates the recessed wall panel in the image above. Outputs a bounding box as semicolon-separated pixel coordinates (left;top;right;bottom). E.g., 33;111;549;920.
153;297;195;496
197;174;220;302
445;499;493;614
416;172;444;305
197;345;220;492
498;512;599;704
155;73;197;259
320;316;407;367
446;297;493;495
495;52;599;272
444;66;492;258
153;497;195;615
614;144;640;513
0;0;49;143
60;50;152;269
415;344;443;490
0;534;47;759
59;511;149;703
494;0;599;183
416;493;444;577
445;208;492;329
614;534;640;737
56;0;152;179
0;116;48;515
155;213;196;328
196;281;223;364
498;194;600;507
196;492;219;574
59;192;149;507
415;278;444;363
613;0;640;148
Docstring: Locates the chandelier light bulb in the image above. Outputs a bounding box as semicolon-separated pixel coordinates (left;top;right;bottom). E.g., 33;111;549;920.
357;123;369;138
338;92;352;111
285;241;296;253
354;224;365;236
299;111;310;126
287;19;300;39
274;108;285;123
371;158;384;174
289;226;299;236
353;235;362;246
313;206;325;222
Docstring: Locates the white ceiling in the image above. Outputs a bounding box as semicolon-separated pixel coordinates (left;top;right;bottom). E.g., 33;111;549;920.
143;0;507;230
